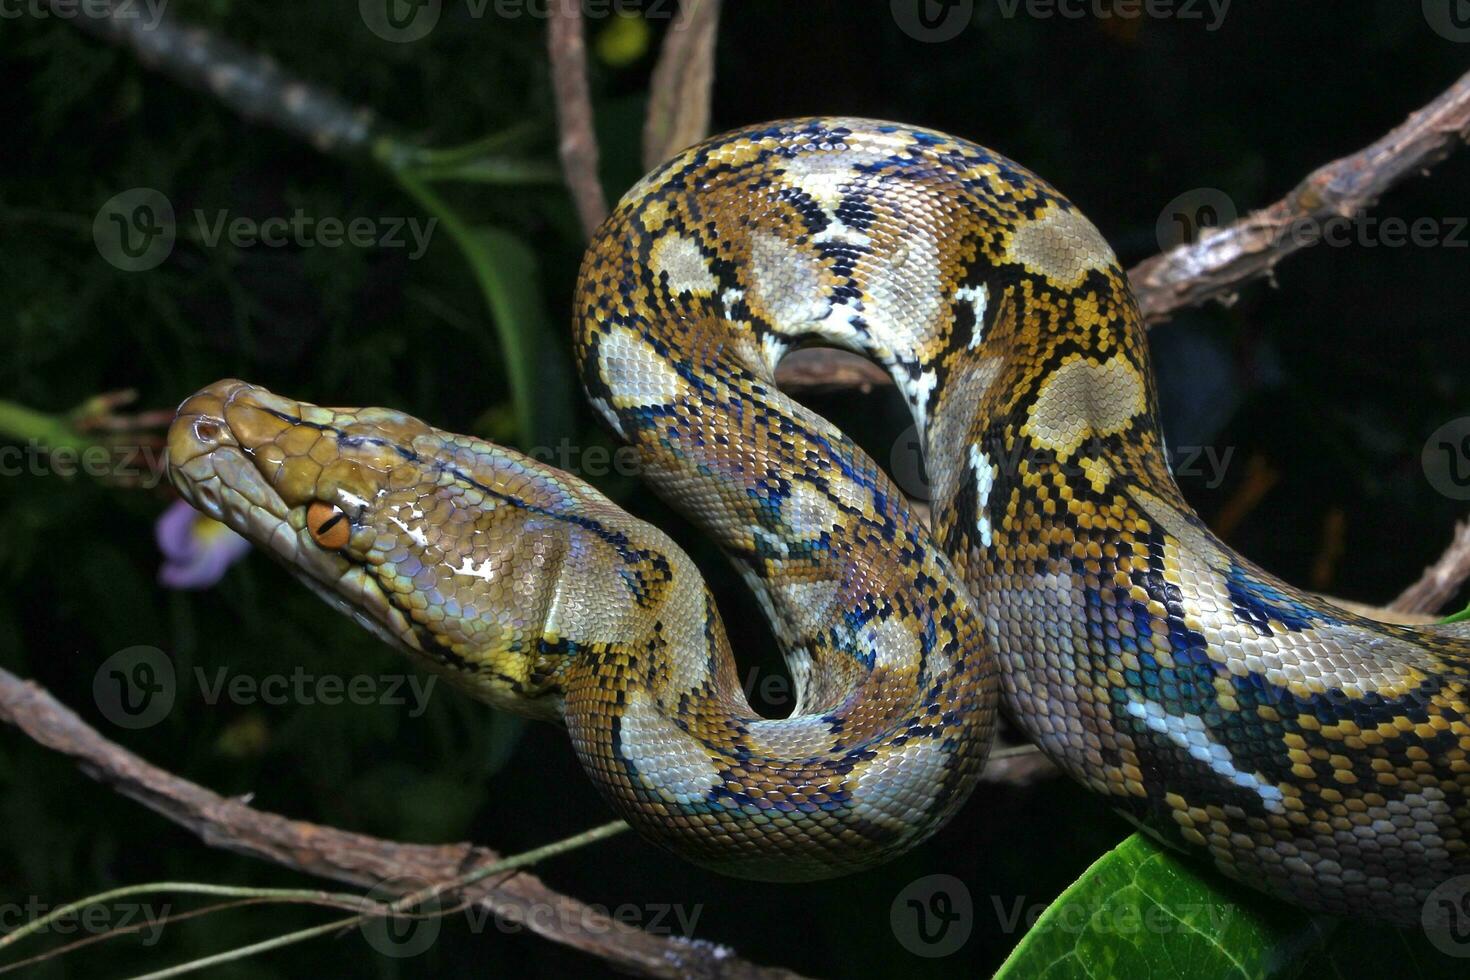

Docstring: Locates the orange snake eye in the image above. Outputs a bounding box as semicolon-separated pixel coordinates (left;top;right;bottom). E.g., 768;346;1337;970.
306;501;351;550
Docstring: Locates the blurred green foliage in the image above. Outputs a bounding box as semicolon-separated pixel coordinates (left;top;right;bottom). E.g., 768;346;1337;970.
3;2;1469;977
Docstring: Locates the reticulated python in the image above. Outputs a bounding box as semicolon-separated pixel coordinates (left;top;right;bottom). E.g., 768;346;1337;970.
167;118;1470;926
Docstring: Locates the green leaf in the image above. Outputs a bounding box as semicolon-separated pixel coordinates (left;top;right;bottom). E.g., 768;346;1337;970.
382;165;573;448
995;834;1322;980
467;224;574;449
996;834;1468;979
1438;604;1470;625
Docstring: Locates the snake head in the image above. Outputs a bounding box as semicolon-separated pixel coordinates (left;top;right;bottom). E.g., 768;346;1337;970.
166;379;581;717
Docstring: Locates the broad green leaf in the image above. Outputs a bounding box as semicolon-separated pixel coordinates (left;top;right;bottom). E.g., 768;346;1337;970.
995;834;1321;980
383;164;573;449
996;834;1468;979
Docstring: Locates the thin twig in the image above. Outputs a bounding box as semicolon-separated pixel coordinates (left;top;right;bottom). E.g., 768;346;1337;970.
549;2;609;237
0;898;305;976
643;0;722;168
0;882;374;953
129;913;363;980
0;669;803;980
1391;519;1470;615
118;821;629;980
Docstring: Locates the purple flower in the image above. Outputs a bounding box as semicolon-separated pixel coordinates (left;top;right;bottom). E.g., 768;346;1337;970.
155;499;250;589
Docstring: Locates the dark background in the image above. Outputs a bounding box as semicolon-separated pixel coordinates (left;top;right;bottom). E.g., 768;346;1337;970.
3;1;1469;976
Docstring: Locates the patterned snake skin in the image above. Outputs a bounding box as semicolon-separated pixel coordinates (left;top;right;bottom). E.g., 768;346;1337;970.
166;118;1470;926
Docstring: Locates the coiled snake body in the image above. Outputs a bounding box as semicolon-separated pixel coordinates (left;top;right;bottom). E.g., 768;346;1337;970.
168;118;1470;925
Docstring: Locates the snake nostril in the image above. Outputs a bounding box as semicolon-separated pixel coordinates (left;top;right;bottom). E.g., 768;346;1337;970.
195;482;220;513
193;419;222;443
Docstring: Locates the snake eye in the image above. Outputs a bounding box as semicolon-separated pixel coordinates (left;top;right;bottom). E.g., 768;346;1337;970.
306;501;350;550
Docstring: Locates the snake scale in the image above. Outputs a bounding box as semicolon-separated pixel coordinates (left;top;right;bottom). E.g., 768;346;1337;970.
167;118;1470;927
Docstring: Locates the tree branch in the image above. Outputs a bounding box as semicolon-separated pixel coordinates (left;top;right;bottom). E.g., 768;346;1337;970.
1131;69;1470;322
52;0;376;155
0;668;803;980
643;0;722;169
1391;519;1470;615
774;69;1470;391
549;2;609;237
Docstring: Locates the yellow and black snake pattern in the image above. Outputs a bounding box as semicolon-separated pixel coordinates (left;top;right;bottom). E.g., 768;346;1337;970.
167;118;1470;926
